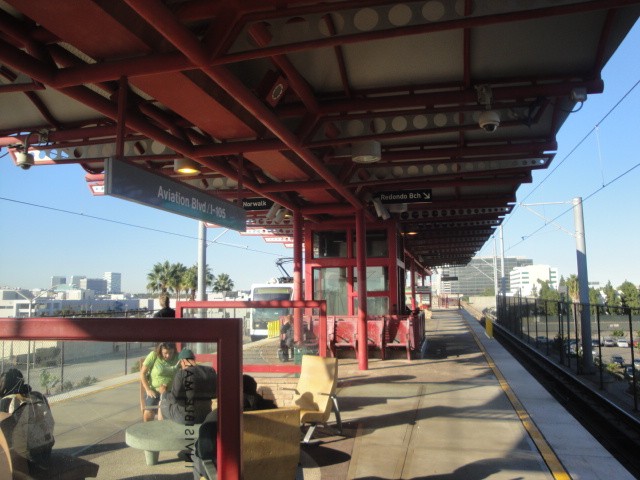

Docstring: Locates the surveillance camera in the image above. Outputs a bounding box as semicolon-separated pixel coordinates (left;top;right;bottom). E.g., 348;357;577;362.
478;110;500;133
15;152;34;170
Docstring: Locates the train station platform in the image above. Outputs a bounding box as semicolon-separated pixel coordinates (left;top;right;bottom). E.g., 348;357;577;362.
44;308;635;479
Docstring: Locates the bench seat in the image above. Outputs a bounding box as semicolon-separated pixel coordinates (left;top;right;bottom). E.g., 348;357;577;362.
125;420;200;466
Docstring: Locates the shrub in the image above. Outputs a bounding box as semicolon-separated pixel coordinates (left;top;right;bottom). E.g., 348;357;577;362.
55;381;75;393
77;376;98;388
39;369;60;395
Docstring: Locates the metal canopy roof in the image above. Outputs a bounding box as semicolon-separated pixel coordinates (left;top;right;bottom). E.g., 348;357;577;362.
1;1;639;271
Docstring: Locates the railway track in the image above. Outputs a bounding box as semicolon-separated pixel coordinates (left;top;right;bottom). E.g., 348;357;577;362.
493;323;640;479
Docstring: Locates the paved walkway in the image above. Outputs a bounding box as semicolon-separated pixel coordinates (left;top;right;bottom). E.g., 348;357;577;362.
41;308;634;479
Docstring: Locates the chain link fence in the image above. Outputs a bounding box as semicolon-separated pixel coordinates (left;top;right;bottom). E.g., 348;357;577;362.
494;296;640;411
0;309;162;401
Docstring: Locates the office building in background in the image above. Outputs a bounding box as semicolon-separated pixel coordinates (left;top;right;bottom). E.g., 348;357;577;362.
104;272;122;294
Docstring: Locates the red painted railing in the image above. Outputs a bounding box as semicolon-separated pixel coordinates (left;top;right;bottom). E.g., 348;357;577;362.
175;299;328;359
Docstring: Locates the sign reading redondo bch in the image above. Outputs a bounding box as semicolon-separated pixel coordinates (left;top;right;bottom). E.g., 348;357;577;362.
376;189;432;204
104;157;246;231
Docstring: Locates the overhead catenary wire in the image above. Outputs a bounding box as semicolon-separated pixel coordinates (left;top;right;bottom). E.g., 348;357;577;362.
0;196;283;257
501;76;640;229
505;159;640;252
477;76;640;257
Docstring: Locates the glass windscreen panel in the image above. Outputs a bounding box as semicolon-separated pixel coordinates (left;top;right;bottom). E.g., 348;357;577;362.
312;231;348;258
313;267;348;315
354;266;389;292
352;230;388;258
353;296;389;316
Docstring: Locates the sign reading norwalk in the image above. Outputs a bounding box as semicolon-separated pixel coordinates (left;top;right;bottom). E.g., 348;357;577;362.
376;189;432;204
104;157;246;231
242;197;274;211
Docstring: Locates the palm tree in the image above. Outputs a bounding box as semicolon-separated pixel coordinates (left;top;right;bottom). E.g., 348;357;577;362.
212;273;234;295
169;263;188;301
146;261;174;294
183;264;214;300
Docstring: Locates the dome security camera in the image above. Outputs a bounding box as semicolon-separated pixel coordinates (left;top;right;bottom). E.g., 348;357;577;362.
478;110;500;133
15;151;34;170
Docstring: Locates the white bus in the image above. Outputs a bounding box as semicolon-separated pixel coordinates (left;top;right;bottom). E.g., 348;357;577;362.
248;283;294;341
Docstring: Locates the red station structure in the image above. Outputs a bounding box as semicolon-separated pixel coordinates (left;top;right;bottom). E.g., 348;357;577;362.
1;1;639;477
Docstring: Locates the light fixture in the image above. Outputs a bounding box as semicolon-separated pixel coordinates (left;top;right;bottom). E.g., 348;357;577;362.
266;203;281;220
352;140;381;164
13;133;36;170
274;207;287;222
174;158;201;174
371;197;390;220
476;84;500;133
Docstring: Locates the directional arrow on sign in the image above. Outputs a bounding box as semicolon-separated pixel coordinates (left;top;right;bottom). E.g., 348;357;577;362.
376;189;432;204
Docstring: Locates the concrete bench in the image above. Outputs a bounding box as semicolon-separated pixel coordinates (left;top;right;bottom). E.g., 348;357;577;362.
125;419;200;466
125;407;301;479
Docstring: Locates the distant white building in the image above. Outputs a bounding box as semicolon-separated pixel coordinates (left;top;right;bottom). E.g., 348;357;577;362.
69;275;86;288
510;265;559;297
104;272;122;294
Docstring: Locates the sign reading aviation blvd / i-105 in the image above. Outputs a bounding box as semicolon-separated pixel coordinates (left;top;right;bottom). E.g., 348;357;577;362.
375;189;432;204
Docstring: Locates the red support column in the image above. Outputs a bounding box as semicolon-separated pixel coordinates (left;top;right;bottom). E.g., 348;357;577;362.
217;321;243;480
293;209;303;343
355;208;368;370
410;258;417;311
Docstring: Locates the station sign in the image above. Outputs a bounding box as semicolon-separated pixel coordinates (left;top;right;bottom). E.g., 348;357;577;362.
104;157;246;231
242;197;274;211
441;276;458;281
376;189;432;204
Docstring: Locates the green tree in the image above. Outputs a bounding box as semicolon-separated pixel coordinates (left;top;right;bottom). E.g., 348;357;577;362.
589;287;603;315
618;281;640;309
183;264;214;300
588;287;601;305
537;279;560;314
146;261;174;294
602;281;619;309
481;287;495;297
212;273;235;294
565;274;579;302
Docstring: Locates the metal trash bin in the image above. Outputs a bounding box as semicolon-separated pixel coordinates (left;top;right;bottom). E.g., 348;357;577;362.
294;342;319;364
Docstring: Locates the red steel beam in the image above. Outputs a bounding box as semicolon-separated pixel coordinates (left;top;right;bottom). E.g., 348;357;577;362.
125;0;368;216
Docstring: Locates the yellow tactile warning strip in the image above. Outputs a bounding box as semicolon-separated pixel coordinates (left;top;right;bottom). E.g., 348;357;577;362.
468;321;572;480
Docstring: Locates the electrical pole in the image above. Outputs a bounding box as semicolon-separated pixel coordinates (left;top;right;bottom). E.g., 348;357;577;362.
573;197;593;373
520;199;594;374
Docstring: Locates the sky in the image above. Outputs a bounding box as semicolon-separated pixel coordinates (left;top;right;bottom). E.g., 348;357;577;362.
1;21;639;294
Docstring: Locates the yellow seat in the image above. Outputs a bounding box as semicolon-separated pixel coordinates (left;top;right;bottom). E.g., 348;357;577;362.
198;406;301;480
293;355;342;443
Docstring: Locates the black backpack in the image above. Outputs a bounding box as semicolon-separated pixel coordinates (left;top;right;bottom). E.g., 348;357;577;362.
1;391;55;462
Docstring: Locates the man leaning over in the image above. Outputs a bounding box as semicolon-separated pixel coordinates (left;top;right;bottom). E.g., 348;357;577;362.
159;348;217;425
